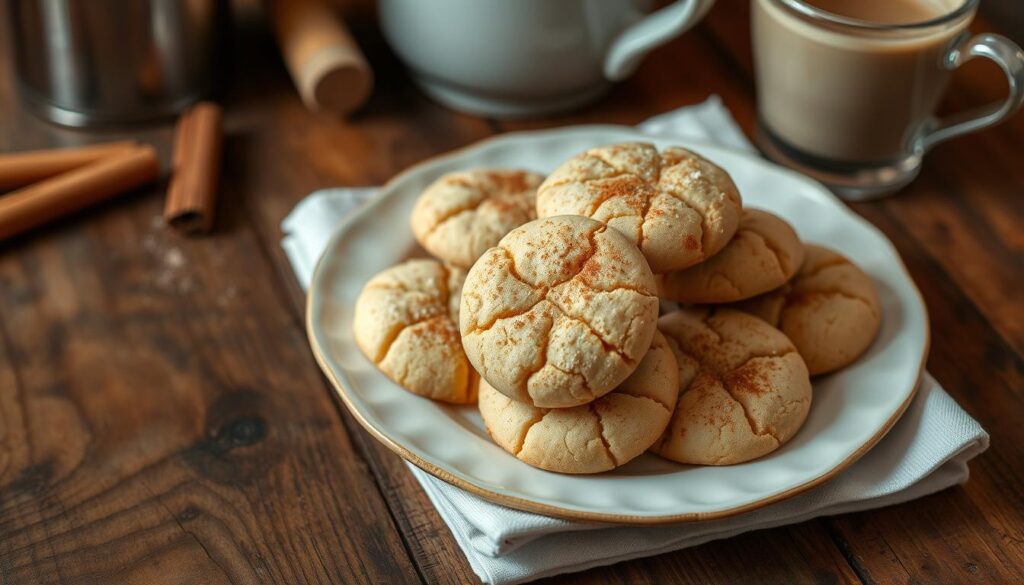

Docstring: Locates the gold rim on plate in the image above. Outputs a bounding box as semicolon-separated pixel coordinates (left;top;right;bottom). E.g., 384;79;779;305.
304;126;931;524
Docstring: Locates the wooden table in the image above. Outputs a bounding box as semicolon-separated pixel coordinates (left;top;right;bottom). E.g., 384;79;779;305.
2;1;1022;583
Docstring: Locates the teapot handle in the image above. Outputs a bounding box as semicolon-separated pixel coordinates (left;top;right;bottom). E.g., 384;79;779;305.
604;0;717;81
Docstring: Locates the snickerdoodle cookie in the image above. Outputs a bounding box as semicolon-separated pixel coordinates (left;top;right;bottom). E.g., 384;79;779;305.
460;215;660;408
479;332;679;474
657;208;804;303
651;307;812;465
731;244;882;376
536;143;741;273
353;259;478;404
411;169;544;268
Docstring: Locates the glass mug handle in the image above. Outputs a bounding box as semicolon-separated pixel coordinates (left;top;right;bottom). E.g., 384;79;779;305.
917;33;1024;152
604;0;717;82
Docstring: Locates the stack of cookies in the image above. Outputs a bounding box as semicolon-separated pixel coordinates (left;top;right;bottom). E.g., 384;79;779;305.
353;143;883;474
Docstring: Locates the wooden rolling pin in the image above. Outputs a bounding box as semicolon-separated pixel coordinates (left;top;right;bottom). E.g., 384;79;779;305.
267;0;373;116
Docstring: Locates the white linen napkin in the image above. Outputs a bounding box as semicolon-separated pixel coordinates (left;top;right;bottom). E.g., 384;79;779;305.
281;96;989;585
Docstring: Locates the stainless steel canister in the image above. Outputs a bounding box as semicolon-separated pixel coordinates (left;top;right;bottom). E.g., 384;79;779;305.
8;0;227;127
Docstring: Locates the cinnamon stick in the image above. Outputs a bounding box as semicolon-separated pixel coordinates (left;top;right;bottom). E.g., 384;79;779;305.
0;140;141;191
0;145;160;242
164;102;223;234
172;107;195;172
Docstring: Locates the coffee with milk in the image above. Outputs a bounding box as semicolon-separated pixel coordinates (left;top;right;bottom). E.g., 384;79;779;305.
754;0;968;163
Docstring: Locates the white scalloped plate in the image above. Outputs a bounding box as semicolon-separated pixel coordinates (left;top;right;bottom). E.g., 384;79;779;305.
306;126;928;523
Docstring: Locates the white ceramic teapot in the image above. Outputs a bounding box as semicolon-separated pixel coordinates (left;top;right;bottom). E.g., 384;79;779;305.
379;0;717;117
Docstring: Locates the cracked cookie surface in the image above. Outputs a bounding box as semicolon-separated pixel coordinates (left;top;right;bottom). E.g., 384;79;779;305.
651;307;812;465
353;259;478;404
730;244;882;376
536;143;741;273
460;215;660;408
479;332;679;473
411;168;544;268
657;208;804;304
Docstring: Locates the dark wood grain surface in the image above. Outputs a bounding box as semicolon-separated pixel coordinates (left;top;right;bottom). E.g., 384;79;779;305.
2;0;1022;583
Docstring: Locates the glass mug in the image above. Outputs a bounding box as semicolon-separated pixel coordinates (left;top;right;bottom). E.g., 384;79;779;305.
752;0;1024;200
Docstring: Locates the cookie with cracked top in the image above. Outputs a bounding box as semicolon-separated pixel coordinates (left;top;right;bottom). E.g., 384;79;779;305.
729;244;882;376
353;259;478;404
411;168;544;268
479;332;678;474
536;142;742;273
657;208;804;304
460;215;660;408
651;307;812;465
